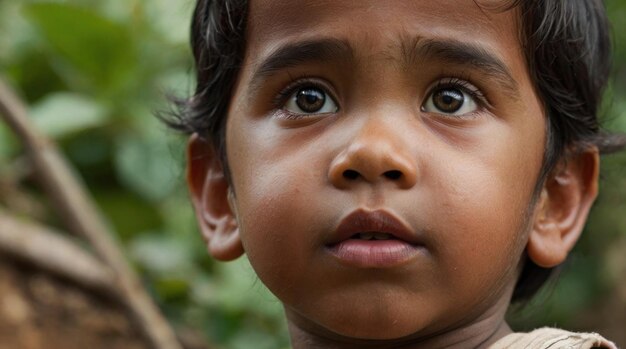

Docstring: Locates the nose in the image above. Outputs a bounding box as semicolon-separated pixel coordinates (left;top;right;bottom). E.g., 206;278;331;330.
328;120;418;190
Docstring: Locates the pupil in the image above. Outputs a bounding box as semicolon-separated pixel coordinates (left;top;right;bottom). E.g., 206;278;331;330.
434;89;463;113
296;88;325;112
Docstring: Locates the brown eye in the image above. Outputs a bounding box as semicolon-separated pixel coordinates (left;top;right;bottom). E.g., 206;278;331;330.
423;85;478;116
296;88;325;112
284;86;338;115
433;88;464;113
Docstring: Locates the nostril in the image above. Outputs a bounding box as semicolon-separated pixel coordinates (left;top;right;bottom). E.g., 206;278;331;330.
384;170;403;180
343;169;360;180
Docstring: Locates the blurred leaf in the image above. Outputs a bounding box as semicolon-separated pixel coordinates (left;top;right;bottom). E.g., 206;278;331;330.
0;123;18;162
146;0;192;45
29;92;107;138
114;129;181;202
93;189;163;240
62;130;112;168
214;258;284;319
130;233;193;275
228;329;285;349
0;1;39;66
155;277;190;303
23;2;136;92
613;100;626;132
7;51;69;103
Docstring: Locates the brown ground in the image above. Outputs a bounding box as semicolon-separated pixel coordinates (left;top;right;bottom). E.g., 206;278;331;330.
0;256;148;349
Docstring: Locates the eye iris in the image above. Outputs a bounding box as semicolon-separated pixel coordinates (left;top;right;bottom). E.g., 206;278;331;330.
433;88;464;113
296;88;325;112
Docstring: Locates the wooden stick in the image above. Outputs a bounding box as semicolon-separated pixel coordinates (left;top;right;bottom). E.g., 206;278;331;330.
0;210;115;294
0;78;183;349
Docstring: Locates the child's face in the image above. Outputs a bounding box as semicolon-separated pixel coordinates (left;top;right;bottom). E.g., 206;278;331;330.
214;0;548;343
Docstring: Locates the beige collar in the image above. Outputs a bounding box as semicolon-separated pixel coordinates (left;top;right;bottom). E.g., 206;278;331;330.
489;327;618;349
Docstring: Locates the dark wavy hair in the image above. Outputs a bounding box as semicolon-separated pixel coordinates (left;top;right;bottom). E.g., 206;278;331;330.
163;0;626;303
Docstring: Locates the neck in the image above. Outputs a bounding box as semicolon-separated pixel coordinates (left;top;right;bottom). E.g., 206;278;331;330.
289;320;510;349
287;298;513;349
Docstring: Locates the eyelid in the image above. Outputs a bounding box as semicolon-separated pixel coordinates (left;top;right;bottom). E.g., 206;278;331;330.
424;77;493;112
272;77;340;111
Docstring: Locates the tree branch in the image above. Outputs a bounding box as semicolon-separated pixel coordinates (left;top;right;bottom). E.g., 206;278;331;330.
0;210;116;294
0;78;183;349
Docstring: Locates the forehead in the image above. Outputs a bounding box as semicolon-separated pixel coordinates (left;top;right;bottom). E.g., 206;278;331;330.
246;0;522;65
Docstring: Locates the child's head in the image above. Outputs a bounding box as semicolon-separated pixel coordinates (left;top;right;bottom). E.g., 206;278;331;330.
169;0;626;344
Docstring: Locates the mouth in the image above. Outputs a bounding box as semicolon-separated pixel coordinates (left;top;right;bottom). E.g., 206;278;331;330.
351;232;396;240
327;208;420;245
325;209;423;268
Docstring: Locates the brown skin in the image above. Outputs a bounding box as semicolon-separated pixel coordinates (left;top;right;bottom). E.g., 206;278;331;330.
186;1;600;348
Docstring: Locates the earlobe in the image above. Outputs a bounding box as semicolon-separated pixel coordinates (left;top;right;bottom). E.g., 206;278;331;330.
527;149;599;268
187;134;244;261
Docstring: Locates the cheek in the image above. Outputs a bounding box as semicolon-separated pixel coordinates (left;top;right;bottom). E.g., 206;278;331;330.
229;147;327;293
427;139;540;295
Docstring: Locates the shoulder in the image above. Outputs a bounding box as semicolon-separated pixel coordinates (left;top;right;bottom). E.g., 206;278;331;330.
489;327;618;349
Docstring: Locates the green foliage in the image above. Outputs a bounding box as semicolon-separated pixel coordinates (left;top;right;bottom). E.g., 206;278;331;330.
29;92;107;137
0;0;289;347
24;3;137;93
0;0;624;347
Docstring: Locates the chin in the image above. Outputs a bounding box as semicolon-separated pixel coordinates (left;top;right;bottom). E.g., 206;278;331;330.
283;285;448;343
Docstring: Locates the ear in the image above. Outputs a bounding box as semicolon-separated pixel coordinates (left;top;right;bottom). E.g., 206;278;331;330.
527;148;600;268
187;134;244;261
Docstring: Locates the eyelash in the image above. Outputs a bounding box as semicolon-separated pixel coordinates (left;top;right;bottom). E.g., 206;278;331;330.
271;77;338;119
426;76;492;112
270;74;492;118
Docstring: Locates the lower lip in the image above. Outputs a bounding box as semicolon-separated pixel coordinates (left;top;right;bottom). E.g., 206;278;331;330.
326;239;422;268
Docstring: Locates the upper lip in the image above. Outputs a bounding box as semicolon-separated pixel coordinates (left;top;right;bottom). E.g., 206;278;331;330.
327;209;420;245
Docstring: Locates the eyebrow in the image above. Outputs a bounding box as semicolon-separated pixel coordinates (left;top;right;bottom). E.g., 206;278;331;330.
249;36;519;98
403;37;520;96
249;38;354;91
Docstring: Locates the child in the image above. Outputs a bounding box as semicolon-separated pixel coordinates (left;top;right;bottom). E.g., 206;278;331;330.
167;1;625;348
